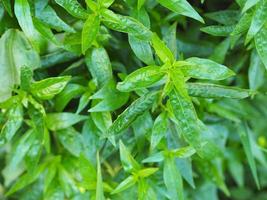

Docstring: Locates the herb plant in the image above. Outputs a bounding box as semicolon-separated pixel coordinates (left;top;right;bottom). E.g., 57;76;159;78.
0;0;267;199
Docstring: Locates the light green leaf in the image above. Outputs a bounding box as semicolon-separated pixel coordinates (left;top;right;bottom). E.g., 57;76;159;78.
119;140;141;173
55;0;89;19
157;0;204;23
0;29;40;102
151;33;174;63
14;0;40;50
137;168;158;178
30;76;71;100
111;175;137;194
82;14;100;54
142;152;164;163
45;112;87;131
117;65;164;92
179;57;235;80
187;83;252;99
171;146;196;158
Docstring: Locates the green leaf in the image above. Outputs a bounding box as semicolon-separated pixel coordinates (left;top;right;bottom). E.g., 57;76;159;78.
117;65;164;92
6;163;46;196
200;25;235;36
255;24;267;69
105;91;159;137
209;38;230;63
187;83;252;99
137;167;158;178
151;33;174;63
20;66;33;91
171;146;196;158
0;104;23;146
33;18;60;46
238;122;260;188
76;91;91;113
205;10;240;25
2;0;13;17
0;29;40;102
111;175;137;194
25;133;42;172
4;129;36;173
168;83;201;149
138;0;146;9
30;76;71;100
129;36;154;65
82;14;100;54
55;83;85;112
14;0;40;50
179;57;235;80
163;157;184;200
119;140;141;173
157;0;204;23
89;80;129;112
246;0;267;43
150;112;168;150
101;9;152;40
57;128;83;156
242;0;261;13
45;112;87;131
55;0;89;19
99;0;115;8
231;11;252;36
96;152;105;200
248;50;265;90
85;47;113;87
142;152;165;163
36;5;75;33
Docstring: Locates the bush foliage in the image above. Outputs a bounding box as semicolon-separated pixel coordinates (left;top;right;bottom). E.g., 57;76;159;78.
0;0;267;199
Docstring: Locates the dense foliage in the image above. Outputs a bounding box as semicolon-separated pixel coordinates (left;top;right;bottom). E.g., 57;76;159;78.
0;0;267;199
